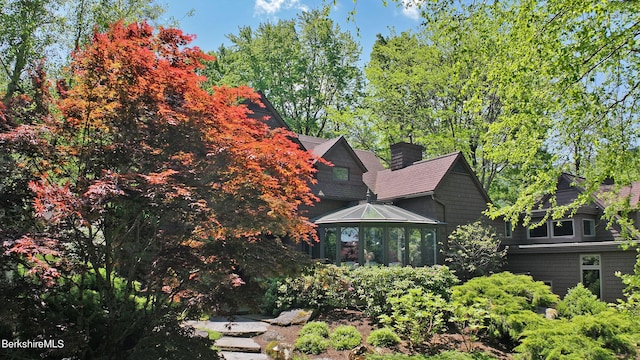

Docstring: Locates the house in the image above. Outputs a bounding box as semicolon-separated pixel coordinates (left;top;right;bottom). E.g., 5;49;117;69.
503;173;639;302
246;92;498;267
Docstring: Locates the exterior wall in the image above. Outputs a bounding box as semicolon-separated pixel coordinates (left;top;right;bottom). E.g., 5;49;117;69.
301;198;351;220
433;171;498;235
506;250;636;303
311;145;368;202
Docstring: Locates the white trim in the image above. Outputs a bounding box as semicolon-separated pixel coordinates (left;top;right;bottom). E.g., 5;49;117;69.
551;219;575;238
580;254;602;299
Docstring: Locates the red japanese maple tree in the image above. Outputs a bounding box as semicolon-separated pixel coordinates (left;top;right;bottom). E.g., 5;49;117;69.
1;22;319;357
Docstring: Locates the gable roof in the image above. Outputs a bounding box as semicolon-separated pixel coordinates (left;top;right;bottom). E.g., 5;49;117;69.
355;149;386;190
296;134;369;173
373;152;462;201
245;91;291;131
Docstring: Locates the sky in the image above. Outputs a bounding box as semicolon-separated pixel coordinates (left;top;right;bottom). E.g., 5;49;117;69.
160;0;424;64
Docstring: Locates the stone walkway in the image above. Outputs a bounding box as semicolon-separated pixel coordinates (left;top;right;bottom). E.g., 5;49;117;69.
184;310;312;360
185;316;270;360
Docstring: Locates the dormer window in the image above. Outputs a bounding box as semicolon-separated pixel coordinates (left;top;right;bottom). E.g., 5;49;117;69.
528;223;548;238
552;220;574;237
332;166;349;181
583;219;596;237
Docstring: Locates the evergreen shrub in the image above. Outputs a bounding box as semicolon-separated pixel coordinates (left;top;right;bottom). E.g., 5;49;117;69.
295;334;329;354
366;327;401;348
330;325;362;350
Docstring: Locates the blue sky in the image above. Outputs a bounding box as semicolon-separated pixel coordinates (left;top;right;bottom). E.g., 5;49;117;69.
160;0;424;64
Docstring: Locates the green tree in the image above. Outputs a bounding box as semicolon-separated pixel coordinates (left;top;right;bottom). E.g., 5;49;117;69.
443;221;507;282
364;1;557;200
206;7;364;137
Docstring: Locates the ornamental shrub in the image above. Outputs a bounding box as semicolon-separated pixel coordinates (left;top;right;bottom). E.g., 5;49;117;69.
366;328;401;348
261;264;352;315
295;334;329;354
330;325;362;350
557;283;608;319
349;265;458;319
379;288;450;348
299;321;330;338
515;309;640;359
443;221;507;281
451;272;558;346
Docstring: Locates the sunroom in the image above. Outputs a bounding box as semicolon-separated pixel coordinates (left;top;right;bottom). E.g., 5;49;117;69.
310;202;444;267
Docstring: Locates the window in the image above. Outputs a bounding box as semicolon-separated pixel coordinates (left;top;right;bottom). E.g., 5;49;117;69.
552;220;574;237
528;223;548;238
332;166;349;181
581;254;602;299
583;219;596;237
504;222;512;238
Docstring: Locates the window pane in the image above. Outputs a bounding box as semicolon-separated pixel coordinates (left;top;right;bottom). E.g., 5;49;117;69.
505;222;512;237
364;227;384;266
583;219;595;236
582;269;601;298
332;167;349;181
581;254;600;266
340;227;359;264
528;223;548;238
408;229;424;266
552;220;574;237
324;228;337;263
388;227;404;266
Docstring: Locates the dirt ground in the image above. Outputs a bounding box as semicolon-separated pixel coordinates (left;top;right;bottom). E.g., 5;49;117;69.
252;309;513;359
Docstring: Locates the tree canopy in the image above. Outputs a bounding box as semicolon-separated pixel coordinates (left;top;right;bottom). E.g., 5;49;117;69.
206;7;364;137
0;21;319;358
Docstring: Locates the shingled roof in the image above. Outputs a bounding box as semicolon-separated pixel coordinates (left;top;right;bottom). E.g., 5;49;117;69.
373;152;462;201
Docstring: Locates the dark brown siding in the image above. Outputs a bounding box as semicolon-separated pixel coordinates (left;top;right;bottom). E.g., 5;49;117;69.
506;250;636;303
434;171;497;235
311;145;368;201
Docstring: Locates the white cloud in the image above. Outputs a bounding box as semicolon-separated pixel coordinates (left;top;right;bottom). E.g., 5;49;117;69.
254;0;309;15
401;0;424;20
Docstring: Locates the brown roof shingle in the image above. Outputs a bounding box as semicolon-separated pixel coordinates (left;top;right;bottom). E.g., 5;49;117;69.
374;152;461;201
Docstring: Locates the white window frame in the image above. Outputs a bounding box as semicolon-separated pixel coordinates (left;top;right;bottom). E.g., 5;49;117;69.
580;254;602;299
551;219;574;238
583;219;596;237
527;221;549;239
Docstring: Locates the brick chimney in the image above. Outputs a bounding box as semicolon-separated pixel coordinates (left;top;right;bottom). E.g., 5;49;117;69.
390;142;423;170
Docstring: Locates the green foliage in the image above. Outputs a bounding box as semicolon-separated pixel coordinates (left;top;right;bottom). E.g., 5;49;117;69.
299;321;330;338
452;272;558;345
295;333;329;355
443;221;507;281
329;325;362;350
557;283;609;319
261;264;352;315
366;328;401;348
515;309;640;359
449;302;490;352
379;288;450;348
366;351;497;359
208;6;364;137
349;265;458;319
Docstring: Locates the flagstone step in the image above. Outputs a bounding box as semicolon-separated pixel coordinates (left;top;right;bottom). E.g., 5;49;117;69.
185;317;270;337
220;351;269;360
214;336;261;353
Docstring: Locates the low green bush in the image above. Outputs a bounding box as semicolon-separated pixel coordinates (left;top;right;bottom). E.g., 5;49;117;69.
261;264;352;315
330;325;362;350
295;333;329;354
557;283;608;319
350;265;459;319
380;288;450;348
515;309;640;359
299;321;330;338
451;272;558;346
366;328;401;348
365;351;497;359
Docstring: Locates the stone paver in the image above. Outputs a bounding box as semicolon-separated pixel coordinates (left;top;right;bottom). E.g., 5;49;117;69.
264;309;313;326
220;351;269;360
185;317;269;337
214;336;261;353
